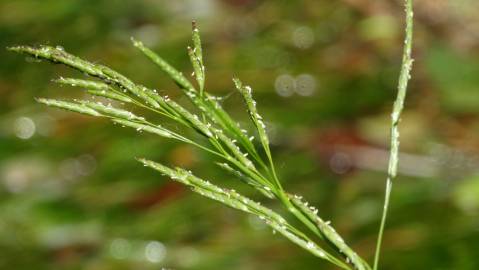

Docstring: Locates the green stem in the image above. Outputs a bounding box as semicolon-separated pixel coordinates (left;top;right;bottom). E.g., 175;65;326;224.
373;0;414;269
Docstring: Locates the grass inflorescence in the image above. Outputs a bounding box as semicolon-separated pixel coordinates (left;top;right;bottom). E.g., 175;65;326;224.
373;0;414;269
9;1;414;268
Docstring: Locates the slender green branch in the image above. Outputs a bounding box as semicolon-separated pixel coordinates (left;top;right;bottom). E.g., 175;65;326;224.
373;1;414;269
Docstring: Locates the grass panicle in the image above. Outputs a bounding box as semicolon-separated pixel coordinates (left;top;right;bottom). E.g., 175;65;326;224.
9;32;367;270
10;8;414;267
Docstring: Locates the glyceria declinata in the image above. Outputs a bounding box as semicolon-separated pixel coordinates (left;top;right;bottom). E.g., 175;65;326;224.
9;1;414;268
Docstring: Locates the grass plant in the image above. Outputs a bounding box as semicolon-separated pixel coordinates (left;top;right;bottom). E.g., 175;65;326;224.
8;0;414;268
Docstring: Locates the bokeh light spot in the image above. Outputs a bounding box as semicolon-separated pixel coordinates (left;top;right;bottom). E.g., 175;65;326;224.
292;26;315;49
145;241;166;263
13;116;36;139
275;74;295;97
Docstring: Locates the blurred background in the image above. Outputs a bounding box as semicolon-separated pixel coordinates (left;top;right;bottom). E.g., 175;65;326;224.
1;0;479;269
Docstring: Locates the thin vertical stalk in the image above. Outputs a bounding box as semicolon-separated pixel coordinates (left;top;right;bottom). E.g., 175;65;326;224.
373;0;414;269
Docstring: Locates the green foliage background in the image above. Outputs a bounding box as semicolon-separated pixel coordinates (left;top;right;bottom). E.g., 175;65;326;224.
1;0;479;269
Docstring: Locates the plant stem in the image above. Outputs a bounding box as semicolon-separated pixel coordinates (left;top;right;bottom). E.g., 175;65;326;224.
373;0;414;269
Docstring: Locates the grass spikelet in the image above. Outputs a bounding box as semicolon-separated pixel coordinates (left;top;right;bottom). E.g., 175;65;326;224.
112;119;175;139
191;20;203;68
80;101;143;121
54;77;133;103
189;20;205;96
54;77;109;91
36;98;100;117
233;79;271;156
86;89;133;103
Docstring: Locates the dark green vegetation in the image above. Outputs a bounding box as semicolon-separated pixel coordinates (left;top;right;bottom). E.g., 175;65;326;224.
1;1;479;269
